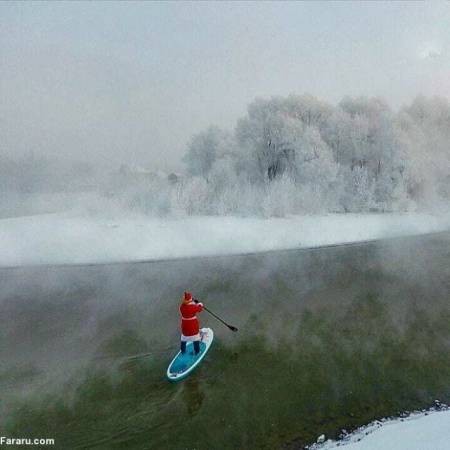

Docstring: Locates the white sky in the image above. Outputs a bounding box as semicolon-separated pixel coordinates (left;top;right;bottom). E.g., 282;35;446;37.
1;1;449;171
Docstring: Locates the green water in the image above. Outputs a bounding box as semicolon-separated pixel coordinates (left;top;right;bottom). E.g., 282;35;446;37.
1;233;450;449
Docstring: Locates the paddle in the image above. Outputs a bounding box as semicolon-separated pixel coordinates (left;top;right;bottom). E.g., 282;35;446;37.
199;302;238;332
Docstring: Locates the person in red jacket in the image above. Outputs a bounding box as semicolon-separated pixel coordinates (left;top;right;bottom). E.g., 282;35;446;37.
180;291;203;355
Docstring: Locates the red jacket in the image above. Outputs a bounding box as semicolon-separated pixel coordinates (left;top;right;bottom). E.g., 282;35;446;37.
180;301;203;336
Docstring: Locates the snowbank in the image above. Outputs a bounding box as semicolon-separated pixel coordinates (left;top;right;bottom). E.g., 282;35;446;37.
0;212;449;267
311;409;450;450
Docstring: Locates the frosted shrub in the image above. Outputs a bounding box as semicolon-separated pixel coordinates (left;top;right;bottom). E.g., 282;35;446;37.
261;176;298;217
234;182;266;216
297;184;330;214
174;177;209;215
339;166;375;212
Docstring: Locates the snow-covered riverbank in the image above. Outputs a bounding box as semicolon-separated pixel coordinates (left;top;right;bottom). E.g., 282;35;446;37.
1;212;450;267
311;408;450;450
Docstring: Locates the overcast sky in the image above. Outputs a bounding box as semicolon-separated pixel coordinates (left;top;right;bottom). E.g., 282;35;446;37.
1;1;449;171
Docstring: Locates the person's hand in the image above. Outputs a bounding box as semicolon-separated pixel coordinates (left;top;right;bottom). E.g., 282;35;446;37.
193;298;199;304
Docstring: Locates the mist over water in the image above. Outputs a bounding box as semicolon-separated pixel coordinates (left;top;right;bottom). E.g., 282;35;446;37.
1;3;450;448
1;232;449;448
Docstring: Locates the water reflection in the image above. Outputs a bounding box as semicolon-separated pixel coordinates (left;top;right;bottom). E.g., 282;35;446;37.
182;378;205;416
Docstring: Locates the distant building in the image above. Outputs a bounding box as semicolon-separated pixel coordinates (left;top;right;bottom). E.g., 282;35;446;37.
167;172;180;185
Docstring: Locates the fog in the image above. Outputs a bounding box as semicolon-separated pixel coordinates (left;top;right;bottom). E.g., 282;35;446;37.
2;93;449;220
1;2;450;172
2;4;450;447
1;213;449;268
1;231;449;435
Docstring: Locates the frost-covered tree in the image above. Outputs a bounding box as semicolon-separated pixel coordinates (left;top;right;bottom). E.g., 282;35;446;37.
183;126;235;179
294;126;338;185
139;93;450;218
397;96;450;205
339;165;375;212
322;108;355;165
206;155;240;215
332;97;409;210
236;97;338;186
279;94;333;131
236;100;297;182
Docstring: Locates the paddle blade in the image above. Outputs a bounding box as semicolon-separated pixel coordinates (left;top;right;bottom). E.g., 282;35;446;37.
228;325;238;332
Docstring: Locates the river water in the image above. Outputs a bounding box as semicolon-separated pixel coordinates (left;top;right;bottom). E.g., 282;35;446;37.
1;232;450;449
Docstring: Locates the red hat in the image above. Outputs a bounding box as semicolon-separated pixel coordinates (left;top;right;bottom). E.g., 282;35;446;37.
183;291;193;302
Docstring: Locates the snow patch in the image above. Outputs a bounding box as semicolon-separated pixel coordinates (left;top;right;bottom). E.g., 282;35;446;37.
310;407;450;450
0;212;449;267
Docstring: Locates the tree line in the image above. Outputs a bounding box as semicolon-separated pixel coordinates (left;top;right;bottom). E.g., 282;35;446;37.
179;94;449;215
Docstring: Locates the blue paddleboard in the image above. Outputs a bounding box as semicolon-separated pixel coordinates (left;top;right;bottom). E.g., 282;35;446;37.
166;328;214;382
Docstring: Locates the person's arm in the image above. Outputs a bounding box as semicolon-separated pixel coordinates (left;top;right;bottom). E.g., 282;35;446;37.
193;298;203;312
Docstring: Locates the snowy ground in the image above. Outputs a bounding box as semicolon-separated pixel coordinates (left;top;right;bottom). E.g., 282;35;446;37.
311;408;450;450
1;211;450;267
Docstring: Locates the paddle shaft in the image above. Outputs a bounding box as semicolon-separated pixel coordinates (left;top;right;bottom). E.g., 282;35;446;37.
201;304;238;332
